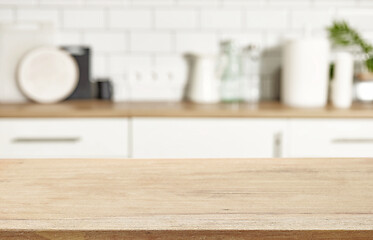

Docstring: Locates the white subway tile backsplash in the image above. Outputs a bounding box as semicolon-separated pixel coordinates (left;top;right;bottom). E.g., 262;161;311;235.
154;54;188;80
177;0;220;6
359;0;373;6
314;0;357;7
155;9;198;30
337;8;373;30
364;32;373;44
83;32;127;52
17;8;60;27
92;54;108;78
0;8;13;22
221;0;265;7
56;31;82;45
39;0;84;6
201;9;243;30
311;29;329;38
176;32;218;54
109;9;152;29
0;0;37;5
291;9;335;30
112;75;130;101
265;31;302;48
63;9;105;29
130;32;173;53
264;33;281;48
246;10;288;30
132;0;175;6
268;0;311;7
109;54;152;74
85;0;129;6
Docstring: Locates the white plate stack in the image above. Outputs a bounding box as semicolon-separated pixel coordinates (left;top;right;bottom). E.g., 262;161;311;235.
18;47;79;104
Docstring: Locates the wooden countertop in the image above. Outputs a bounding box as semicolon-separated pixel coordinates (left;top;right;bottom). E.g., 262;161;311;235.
1;158;373;239
1;100;373;118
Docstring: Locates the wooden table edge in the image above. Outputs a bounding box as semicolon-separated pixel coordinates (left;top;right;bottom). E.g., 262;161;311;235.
1;230;373;240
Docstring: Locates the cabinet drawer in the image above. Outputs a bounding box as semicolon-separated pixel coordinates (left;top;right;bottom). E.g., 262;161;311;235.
0;118;128;158
289;119;373;157
132;118;286;158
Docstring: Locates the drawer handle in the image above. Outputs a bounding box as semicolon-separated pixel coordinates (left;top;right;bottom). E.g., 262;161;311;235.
273;132;282;158
332;138;373;144
12;137;81;143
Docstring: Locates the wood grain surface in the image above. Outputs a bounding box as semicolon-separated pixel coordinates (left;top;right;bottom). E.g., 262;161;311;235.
1;100;373;118
1;158;373;239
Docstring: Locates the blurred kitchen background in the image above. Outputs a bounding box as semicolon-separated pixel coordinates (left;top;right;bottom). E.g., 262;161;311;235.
1;0;373;159
0;0;372;102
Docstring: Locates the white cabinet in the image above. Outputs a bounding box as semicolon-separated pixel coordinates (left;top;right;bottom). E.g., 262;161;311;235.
288;119;373;158
2;117;372;159
0;118;129;158
132;118;286;158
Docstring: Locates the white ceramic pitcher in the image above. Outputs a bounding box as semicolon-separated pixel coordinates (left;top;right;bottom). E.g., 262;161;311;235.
186;54;220;103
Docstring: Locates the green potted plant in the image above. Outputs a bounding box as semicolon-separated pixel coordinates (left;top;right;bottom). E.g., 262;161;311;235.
327;21;373;80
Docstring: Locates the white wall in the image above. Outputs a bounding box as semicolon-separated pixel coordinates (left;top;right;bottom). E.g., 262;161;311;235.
0;0;372;100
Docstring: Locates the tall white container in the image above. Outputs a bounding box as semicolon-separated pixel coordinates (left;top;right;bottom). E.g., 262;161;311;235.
281;38;330;108
331;52;354;108
0;23;54;103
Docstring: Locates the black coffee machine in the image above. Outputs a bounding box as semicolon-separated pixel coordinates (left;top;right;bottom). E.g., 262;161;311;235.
62;46;92;99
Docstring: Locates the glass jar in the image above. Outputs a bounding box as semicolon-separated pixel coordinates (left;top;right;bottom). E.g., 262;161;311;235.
219;41;242;103
355;52;373;81
241;45;261;104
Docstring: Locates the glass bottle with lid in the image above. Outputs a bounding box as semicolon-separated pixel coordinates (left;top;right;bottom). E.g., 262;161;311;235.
219;40;242;103
241;44;261;104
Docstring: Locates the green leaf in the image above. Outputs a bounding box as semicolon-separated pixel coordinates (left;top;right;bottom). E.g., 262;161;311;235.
327;20;373;72
366;57;373;72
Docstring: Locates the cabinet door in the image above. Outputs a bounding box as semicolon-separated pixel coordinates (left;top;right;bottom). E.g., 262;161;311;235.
132;118;286;158
289;119;373;157
0;118;128;158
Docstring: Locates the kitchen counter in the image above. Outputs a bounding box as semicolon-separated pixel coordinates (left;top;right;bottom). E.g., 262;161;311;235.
1;100;373;118
0;158;372;239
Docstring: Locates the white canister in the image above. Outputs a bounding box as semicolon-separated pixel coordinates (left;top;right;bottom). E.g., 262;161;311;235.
281;38;330;108
331;52;354;108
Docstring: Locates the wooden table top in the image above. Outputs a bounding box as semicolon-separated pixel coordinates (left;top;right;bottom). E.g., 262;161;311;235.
1;100;373;118
0;158;373;240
